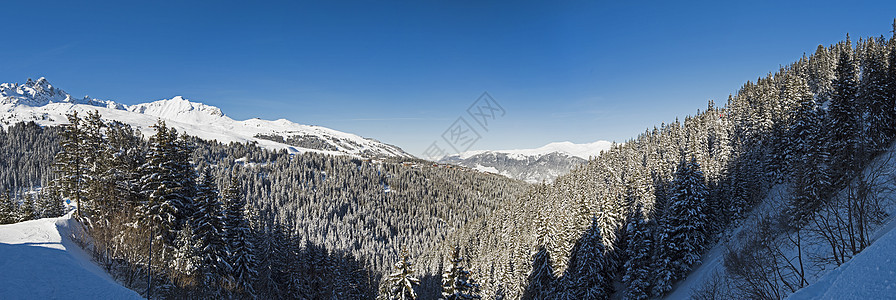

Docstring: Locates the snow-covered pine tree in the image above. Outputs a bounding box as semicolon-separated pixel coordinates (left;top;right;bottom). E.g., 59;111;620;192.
787;75;831;223
18;193;36;222
653;157;709;297
441;246;481;300
37;187;65;218
888;33;896;137
191;169;228;296
860;37;893;152
0;189;16;224
623;203;654;300
828;40;862;185
562;216;611;299
52;112;86;219
521;245;554;300
388;251;420;300
81;110;107;222
222;176;257;298
103;120;144;212
139;120;193;263
171;223;201;288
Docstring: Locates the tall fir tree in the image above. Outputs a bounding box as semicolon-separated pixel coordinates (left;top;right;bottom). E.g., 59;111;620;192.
192;169;228;296
0;189;16;224
860;37;894;151
653;157;709;297
139;120;195;263
441;246;481;300
622;203;654;300
787;75;831;223
222;176;257;298
828;40;862;185
52;112;86;219
388;251;420;300
561;216;611;299
521;245;554;300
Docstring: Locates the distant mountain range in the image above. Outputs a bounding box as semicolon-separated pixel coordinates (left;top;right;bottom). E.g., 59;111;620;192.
0;77;412;158
439;141;613;183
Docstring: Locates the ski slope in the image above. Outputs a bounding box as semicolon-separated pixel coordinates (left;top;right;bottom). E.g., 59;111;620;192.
0;214;143;299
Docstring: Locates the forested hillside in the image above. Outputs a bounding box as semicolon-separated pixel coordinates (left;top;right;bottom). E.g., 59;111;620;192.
443;29;896;299
0;112;526;298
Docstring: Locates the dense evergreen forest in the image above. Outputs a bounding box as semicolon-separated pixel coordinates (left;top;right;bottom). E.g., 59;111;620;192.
3;25;896;299
444;30;896;299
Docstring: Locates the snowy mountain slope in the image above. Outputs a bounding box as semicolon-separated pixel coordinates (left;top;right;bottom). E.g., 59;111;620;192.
0;77;412;158
0;213;143;299
788;214;896;299
666;144;896;300
439;141;612;183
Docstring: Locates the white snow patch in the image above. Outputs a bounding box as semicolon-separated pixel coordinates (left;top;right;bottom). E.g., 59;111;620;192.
0;214;143;299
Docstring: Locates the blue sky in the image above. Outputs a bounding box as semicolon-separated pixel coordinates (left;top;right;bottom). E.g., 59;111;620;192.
2;1;896;156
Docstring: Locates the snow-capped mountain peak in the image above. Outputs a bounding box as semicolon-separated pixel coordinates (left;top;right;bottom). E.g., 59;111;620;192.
440;140;613;183
456;140;614;160
0;77;412;158
0;77;124;109
127;96;226;124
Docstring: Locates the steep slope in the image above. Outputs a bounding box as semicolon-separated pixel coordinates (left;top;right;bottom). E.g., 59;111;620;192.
439;140;612;183
788;214;896;299
0;213;143;299
0;77;412;158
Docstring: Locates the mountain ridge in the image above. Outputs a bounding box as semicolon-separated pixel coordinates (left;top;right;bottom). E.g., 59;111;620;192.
0;77;412;158
439;140;612;183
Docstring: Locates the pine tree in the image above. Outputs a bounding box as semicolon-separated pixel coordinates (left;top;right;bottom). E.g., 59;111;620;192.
37;187;65;218
861;37;894;151
388;251;420;300
787;75;831;222
0;189;16;224
81;110;107;220
171;223;201;288
563;216;611;299
622;203;654;300
441;246;481;300
521;245;554;300
139;120;195;263
18;193;36;222
653;157;709;297
52;112;86;219
192;169;228;296
828;41;862;185
222;176;256;298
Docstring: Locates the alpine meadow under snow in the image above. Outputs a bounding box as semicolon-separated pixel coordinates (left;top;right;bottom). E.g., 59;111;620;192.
4;22;896;300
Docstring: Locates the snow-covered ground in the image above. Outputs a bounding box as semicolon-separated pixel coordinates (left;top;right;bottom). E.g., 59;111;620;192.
0;213;143;299
788;214;896;299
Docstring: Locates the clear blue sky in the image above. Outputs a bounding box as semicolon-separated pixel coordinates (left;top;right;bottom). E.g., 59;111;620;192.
2;1;896;156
